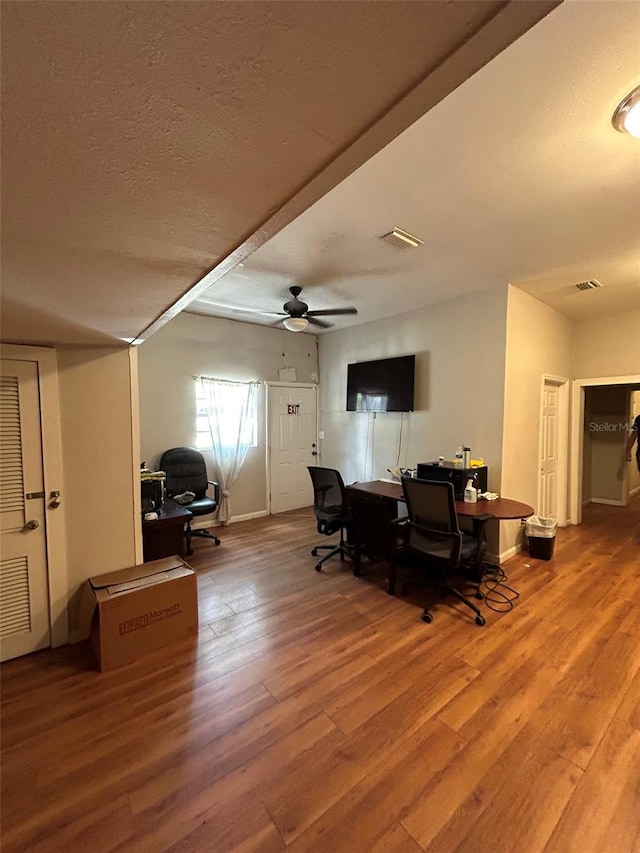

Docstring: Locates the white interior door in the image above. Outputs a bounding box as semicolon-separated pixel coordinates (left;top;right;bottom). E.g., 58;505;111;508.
0;359;51;661
269;385;317;514
539;379;559;518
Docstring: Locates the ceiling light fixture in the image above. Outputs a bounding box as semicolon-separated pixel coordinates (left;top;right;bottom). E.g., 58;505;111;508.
282;317;309;332
612;84;640;137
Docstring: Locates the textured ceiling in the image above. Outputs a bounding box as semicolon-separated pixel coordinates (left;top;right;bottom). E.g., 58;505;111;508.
189;0;640;332
0;0;559;346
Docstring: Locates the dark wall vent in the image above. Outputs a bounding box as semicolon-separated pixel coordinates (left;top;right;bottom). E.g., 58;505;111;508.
575;279;603;291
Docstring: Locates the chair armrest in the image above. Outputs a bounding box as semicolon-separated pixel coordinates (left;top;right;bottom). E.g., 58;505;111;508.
208;480;221;504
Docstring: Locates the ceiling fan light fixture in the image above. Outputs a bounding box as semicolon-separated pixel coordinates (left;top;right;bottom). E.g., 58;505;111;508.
283;316;309;332
612;84;640;138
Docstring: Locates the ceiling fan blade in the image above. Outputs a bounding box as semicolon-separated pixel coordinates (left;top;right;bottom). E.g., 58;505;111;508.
199;299;286;317
306;307;358;317
231;308;286;317
307;317;332;329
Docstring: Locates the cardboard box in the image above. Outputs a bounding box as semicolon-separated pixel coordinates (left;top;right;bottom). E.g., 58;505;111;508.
80;556;198;672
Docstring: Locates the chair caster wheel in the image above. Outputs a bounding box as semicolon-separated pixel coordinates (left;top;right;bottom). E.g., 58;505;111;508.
421;611;433;624
315;563;322;572
311;548;318;556
475;615;486;626
475;591;484;600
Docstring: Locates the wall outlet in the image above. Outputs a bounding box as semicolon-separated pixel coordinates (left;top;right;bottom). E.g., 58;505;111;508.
319;431;325;439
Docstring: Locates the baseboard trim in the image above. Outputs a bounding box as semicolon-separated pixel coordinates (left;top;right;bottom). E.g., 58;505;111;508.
489;541;524;565
191;510;268;530
630;485;640;498
228;510;269;524
590;498;626;507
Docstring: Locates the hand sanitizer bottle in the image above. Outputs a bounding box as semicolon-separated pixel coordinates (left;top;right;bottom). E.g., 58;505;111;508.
474;472;482;499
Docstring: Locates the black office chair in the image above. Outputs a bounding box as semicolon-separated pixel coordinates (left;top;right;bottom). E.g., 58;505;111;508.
160;447;221;555
349;490;407;595
307;466;354;572
401;476;485;626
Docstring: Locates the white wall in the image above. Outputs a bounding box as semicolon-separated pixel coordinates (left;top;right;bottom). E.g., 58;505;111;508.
137;312;319;519
502;287;573;552
319;287;508;487
57;346;139;635
573;310;640;379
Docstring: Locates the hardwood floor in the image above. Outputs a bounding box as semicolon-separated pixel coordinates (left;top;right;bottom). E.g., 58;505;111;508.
2;498;639;852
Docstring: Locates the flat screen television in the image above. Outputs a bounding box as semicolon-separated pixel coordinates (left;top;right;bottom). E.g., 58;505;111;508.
346;354;415;412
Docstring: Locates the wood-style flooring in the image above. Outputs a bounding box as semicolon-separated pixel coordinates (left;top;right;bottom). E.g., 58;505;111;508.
2;497;640;852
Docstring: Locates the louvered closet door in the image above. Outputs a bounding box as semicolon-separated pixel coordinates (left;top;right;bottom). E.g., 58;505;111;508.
0;359;50;661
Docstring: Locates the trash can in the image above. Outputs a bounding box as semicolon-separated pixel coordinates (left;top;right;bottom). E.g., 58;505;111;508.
525;516;557;560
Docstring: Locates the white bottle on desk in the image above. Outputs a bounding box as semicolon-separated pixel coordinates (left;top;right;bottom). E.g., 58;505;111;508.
464;478;478;503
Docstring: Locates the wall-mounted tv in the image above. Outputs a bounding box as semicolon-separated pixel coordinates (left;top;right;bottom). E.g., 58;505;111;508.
346;354;415;412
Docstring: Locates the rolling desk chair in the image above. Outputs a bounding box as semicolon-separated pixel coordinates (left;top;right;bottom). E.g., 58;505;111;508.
307;466;354;572
401;475;485;626
160;447;221;555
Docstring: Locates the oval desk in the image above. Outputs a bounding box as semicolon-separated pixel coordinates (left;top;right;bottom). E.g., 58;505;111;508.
346;480;534;581
348;480;533;520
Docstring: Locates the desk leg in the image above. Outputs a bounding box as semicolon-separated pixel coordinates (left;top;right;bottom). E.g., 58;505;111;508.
470;515;492;585
185;520;193;556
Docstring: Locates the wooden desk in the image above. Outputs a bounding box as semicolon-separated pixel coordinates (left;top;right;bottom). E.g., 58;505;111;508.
347;481;534;581
142;500;192;562
347;480;534;521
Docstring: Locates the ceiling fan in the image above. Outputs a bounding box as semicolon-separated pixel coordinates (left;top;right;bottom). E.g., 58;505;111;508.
225;286;358;332
279;286;357;331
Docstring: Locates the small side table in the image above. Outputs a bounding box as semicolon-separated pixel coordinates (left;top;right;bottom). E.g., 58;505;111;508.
142;500;192;562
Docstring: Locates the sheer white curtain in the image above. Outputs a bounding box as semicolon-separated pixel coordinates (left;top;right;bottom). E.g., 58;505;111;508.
196;377;259;524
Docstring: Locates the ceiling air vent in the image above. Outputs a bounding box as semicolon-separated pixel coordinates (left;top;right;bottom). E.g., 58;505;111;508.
380;228;424;249
575;279;603;291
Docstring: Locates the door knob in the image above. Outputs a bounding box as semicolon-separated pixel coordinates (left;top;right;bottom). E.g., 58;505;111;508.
24;519;40;531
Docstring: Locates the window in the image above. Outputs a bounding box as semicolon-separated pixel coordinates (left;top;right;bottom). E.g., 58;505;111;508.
195;380;258;450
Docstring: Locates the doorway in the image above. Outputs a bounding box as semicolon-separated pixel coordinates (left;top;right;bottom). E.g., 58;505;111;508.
268;383;317;514
570;374;640;524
